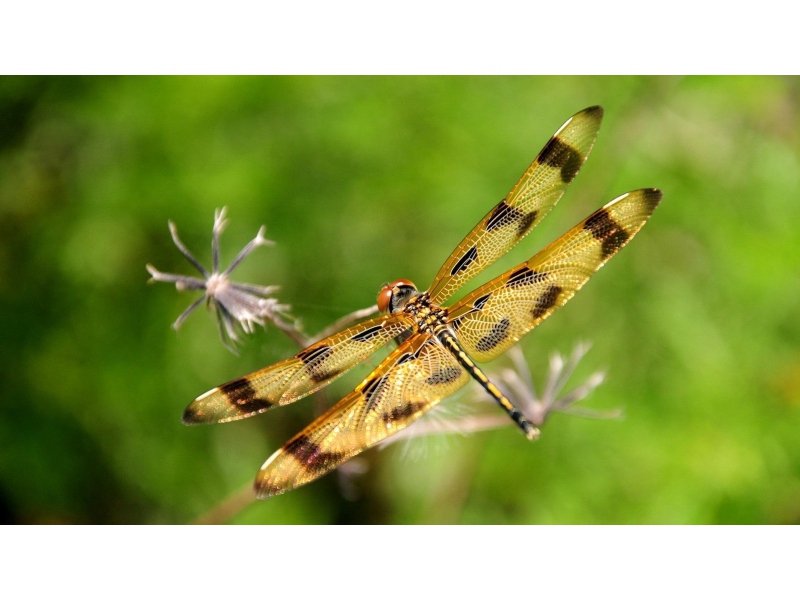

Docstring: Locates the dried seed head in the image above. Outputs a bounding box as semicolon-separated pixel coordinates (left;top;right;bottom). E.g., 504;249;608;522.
147;208;296;352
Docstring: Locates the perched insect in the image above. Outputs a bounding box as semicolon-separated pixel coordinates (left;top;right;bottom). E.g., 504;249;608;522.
183;106;662;498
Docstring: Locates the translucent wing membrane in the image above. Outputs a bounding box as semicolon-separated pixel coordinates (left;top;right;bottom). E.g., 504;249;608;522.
428;106;604;304
183;314;412;424
448;189;662;363
254;333;470;498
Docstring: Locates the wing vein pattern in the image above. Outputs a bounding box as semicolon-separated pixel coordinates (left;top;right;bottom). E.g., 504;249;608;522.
184;314;412;424
428;106;604;304
255;333;470;497
448;189;662;363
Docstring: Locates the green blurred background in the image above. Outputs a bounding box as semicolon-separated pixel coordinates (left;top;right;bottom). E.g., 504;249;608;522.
1;76;798;524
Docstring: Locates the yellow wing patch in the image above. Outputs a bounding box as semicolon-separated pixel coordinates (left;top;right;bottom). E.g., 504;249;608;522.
183;314;412;424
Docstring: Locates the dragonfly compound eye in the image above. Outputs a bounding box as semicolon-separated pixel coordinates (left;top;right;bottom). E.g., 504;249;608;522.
377;279;417;313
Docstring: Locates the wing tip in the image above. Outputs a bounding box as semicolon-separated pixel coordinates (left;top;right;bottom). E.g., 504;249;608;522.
606;187;664;213
181;391;261;425
181;401;208;425
641;188;663;212
583;105;604;120
559;105;604;137
254;479;285;500
181;387;217;425
254;449;290;499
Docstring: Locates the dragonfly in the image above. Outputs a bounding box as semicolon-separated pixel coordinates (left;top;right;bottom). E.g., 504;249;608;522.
183;106;662;498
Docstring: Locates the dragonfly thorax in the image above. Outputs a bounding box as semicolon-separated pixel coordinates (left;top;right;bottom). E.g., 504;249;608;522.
401;292;448;334
377;279;419;314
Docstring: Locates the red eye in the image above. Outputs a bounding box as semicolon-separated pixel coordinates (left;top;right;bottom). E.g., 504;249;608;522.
377;285;393;313
393;278;415;289
376;279;416;313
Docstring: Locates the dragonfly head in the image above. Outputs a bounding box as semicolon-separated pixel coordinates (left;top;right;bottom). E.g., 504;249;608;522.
377;279;418;314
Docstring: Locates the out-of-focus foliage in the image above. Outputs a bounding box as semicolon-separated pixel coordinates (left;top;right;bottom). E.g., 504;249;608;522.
1;76;798;524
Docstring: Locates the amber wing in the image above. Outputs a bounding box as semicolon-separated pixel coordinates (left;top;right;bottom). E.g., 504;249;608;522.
428;106;604;304
254;332;471;498
448;188;662;363
183;314;412;424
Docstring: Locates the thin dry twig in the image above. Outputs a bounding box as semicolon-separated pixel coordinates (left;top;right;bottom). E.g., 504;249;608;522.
309;305;379;344
193;481;256;525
